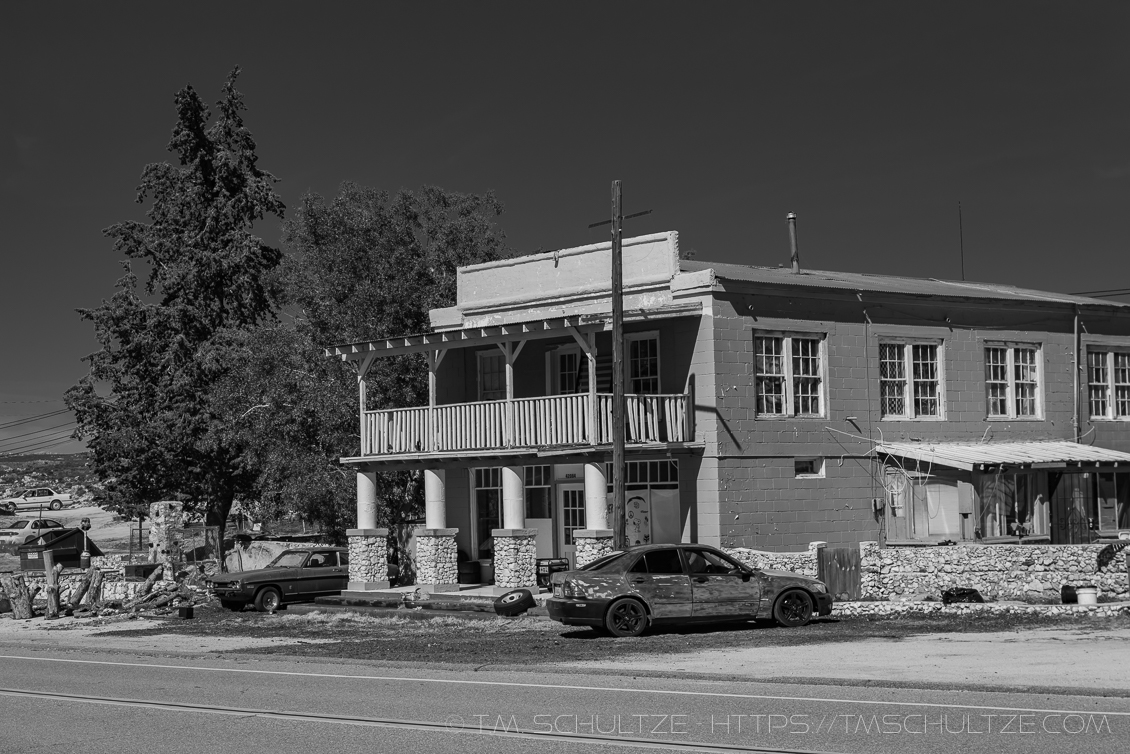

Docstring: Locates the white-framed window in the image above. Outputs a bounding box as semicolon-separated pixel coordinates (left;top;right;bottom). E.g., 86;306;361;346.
547;346;588;395
478;351;506;401
753;333;825;417
985;344;1042;419
626;332;660;394
472;467;502;556
879;341;943;419
1088;349;1130;420
524;465;552;519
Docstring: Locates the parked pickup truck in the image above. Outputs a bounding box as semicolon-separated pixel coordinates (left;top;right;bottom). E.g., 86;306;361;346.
0;487;72;514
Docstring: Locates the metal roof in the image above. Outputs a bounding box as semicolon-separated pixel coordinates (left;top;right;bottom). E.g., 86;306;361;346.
682;260;1129;309
875;440;1130;471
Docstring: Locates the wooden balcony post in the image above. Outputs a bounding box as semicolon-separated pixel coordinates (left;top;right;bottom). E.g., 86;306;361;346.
426;350;446;453
567;326;598;445
357;353;376;456
500;341;526;448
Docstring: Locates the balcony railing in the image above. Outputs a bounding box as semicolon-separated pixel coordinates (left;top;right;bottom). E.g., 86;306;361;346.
363;393;690;456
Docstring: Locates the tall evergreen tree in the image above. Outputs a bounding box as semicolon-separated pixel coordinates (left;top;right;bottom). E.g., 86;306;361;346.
66;68;284;552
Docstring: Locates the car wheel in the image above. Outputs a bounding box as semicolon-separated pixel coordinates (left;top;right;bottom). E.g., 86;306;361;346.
254;587;282;613
49;500;62;511
220;600;244;612
604;598;648;637
773;589;814;627
493;589;536;616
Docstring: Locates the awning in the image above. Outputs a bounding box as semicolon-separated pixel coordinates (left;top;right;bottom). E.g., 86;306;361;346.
874;440;1130;472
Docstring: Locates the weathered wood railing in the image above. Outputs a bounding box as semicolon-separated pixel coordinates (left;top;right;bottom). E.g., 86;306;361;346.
363;392;689;455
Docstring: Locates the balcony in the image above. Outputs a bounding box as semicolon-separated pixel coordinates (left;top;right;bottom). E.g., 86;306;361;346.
363;393;690;456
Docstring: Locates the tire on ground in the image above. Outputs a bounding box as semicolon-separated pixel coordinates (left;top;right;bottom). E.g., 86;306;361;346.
493;588;536;616
604;597;648;637
773;589;814;628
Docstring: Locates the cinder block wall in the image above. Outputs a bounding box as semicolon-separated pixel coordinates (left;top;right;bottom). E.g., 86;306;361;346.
708;287;1130;552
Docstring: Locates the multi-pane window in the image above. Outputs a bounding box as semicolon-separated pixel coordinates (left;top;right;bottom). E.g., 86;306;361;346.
473;467;502;555
985;345;1040;418
478;352;506;401
524;465;552;519
879;342;942;419
1088;349;1130;419
557;351;586;394
754;334;824;417
627;335;660;394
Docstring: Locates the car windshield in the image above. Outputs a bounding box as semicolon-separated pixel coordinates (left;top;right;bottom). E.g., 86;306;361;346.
578;551;628;572
267;552;309;568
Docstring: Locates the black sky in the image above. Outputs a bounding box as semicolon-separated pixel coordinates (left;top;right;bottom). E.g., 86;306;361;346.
2;1;1129;452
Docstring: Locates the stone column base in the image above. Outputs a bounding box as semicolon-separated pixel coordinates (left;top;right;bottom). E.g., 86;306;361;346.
346;528;390;590
573;529;614;568
491;528;537;593
415;528;459;592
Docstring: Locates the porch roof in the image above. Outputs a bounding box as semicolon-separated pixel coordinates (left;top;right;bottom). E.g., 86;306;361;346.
324;303;701;363
875;440;1130;472
339;440;705;471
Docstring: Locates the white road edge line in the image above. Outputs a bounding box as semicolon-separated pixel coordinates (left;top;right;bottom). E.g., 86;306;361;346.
0;688;831;754
1;654;1128;718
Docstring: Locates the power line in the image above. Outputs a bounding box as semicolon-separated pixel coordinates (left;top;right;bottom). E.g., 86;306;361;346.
0;433;82;456
0;438;81;456
0;429;80;455
0;409;72;431
0;422;76;446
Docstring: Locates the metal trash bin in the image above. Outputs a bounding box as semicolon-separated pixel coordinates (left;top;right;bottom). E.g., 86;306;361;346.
536;558;569;589
478;558;495;585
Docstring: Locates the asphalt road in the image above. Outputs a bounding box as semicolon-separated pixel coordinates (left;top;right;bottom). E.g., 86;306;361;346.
0;648;1126;754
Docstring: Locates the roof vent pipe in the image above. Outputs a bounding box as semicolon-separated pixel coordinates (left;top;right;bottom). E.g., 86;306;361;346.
787;212;800;273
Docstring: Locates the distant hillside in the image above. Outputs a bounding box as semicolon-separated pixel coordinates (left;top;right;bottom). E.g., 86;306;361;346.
0;453;99;499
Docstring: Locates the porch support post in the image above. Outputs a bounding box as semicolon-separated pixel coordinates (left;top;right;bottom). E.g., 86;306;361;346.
416;468;458;592
348;471;388;591
575;461;614;568
357;471;378;530
424;468;446;529
501;465;525;529
568;327;598;444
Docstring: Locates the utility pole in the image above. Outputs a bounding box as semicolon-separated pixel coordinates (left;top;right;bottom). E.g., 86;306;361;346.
610;180;626;550
587;184;650;551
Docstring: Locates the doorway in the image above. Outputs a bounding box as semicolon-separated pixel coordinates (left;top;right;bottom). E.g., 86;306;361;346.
557;484;585;567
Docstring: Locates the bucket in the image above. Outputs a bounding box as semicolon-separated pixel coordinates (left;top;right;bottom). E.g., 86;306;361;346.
1076;586;1099;606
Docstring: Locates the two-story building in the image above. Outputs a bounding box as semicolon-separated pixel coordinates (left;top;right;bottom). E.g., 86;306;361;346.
327;231;1130;594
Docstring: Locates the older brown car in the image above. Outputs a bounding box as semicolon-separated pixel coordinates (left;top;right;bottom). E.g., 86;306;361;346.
547;543;832;636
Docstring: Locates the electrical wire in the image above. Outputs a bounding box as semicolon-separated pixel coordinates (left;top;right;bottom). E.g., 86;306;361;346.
0;422;76;446
0;409;72;431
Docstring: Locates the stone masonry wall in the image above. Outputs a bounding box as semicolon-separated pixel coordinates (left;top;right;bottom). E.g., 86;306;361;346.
347;530;388;584
860;542;1129;601
574;535;614;568
493;532;536;589
415;532;458;585
723;541;1130;601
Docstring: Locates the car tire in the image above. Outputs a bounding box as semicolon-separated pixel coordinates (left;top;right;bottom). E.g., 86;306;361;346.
493;589;536;616
49;500;62;511
220;600;244;612
254;587;282;613
604;597;648;637
773;589;814;628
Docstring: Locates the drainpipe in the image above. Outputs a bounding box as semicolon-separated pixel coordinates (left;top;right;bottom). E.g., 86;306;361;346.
1073;307;1080;443
788;213;800;273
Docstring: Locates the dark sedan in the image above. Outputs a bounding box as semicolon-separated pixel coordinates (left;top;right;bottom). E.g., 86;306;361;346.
206;547;349;612
547;543;833;636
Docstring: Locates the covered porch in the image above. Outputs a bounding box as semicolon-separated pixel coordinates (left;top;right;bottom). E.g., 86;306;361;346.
876;440;1130;546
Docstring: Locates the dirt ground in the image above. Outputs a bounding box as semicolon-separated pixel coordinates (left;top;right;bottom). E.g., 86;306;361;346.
3;605;1128;691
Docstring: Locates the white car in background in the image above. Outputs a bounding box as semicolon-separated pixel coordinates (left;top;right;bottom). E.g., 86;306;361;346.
0;487;72;514
0;518;66;548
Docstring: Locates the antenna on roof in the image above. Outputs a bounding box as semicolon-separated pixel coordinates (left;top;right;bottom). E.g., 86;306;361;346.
958;201;966;281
